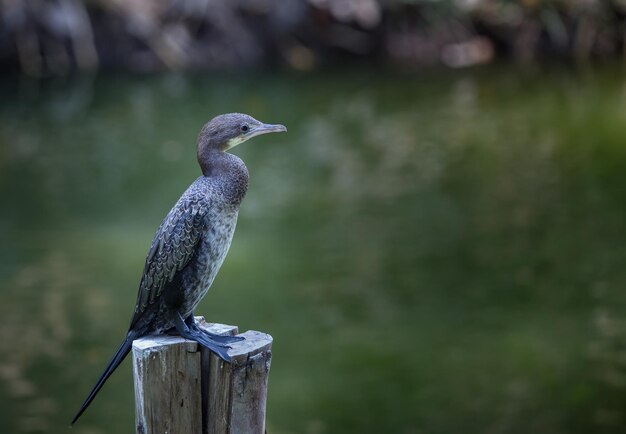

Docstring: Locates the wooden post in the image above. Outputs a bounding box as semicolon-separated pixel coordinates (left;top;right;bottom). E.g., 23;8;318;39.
132;317;273;434
132;335;203;434
205;330;273;434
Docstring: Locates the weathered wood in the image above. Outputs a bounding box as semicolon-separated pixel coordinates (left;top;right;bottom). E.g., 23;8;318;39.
132;335;201;434
205;330;273;434
197;319;239;433
132;318;272;434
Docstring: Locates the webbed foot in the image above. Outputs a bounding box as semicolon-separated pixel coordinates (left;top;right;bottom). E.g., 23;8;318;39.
174;314;232;362
184;315;246;344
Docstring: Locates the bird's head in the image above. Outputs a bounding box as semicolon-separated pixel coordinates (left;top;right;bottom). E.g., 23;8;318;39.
197;113;287;154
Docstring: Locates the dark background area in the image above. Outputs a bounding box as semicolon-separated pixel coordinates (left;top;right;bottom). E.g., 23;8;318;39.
2;0;626;76
1;1;626;434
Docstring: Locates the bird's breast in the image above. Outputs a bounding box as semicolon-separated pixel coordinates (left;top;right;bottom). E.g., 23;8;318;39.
180;202;239;315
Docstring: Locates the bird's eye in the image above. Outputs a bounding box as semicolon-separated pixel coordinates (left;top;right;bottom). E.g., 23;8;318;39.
241;124;249;133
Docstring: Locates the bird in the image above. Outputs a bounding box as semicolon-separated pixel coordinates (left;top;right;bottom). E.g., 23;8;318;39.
71;113;287;425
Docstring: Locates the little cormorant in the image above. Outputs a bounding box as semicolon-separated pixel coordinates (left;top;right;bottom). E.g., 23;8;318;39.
71;113;286;425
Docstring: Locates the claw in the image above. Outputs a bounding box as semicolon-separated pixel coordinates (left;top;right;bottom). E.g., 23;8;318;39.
174;313;232;362
184;314;246;345
202;333;245;344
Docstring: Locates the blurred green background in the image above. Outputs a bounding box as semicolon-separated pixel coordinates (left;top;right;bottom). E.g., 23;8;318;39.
2;1;626;434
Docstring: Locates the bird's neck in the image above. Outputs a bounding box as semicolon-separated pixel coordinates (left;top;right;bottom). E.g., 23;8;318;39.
199;150;249;205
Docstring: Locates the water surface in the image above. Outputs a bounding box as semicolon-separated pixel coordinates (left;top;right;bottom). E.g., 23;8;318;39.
1;66;626;433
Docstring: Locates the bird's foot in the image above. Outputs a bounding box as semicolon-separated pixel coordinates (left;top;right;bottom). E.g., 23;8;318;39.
164;327;178;336
175;314;232;362
192;333;232;362
184;315;246;344
200;330;245;344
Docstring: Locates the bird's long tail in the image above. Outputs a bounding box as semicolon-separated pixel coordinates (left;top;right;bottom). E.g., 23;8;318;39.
71;329;140;425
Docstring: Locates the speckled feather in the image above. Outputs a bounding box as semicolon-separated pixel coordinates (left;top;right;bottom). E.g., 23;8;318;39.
129;153;248;333
131;180;210;322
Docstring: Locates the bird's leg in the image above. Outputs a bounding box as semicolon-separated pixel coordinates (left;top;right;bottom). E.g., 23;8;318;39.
184;314;196;329
173;313;232;362
184;313;245;344
164;327;178;336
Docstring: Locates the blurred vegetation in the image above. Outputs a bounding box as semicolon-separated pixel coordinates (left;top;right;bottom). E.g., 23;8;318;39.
2;3;626;434
1;0;626;76
1;66;626;433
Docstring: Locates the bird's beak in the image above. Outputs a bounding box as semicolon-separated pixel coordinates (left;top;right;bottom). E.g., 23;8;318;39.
226;122;287;151
248;123;287;139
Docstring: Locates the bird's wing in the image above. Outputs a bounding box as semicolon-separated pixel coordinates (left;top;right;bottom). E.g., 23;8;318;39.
130;195;208;325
